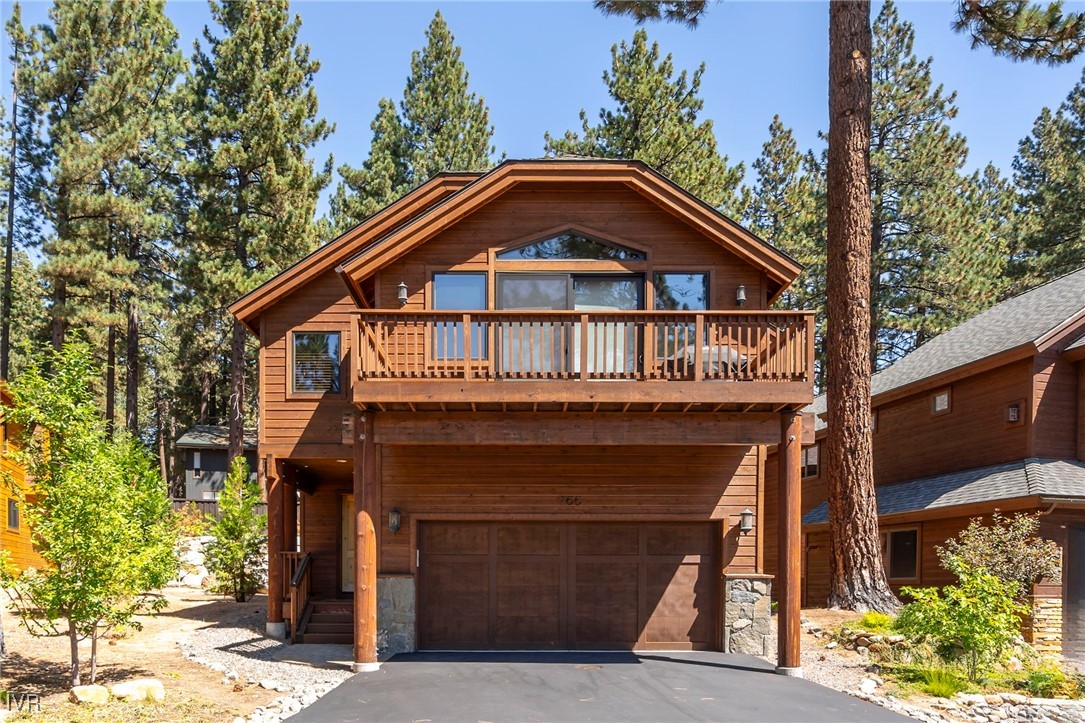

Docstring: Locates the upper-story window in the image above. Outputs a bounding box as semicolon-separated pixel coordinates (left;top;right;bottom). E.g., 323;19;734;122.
931;388;951;416
496;232;646;261
292;331;341;394
7;498;19;531
433;272;487;359
654;272;708;358
801;443;819;479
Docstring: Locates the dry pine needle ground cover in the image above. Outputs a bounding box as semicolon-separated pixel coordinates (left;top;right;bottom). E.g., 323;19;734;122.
0;587;280;722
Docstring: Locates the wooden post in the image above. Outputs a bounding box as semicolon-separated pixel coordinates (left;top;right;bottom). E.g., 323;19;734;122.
776;411;803;676
266;454;286;638
283;477;298;553
353;412;379;671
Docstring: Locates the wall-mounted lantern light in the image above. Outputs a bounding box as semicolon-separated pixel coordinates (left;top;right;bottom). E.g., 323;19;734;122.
735;285;747;307
388;507;402;535
739;508;754;535
397;281;409;307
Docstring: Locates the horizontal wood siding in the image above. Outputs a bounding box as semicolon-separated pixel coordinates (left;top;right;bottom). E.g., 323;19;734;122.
1033;350;1079;460
872;360;1032;486
804;530;831;607
1;428;44;571
261;270;357;456
379;444;760;577
378;189;765;312
300;479;351;599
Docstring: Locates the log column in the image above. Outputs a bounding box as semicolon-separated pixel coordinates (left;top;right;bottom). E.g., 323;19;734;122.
266;454;286;638
776;410;803;676
353;412;379;672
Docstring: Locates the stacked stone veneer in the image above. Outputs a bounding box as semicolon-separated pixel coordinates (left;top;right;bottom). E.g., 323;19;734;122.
377;575;416;656
1024;595;1063;659
721;573;772;656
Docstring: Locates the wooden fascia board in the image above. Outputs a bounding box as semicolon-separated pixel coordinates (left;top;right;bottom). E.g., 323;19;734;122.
1060;345;1085;362
866;343;1037;409
228;174;476;330
1035;309;1085;352
339;161;803;289
803;495;1041;530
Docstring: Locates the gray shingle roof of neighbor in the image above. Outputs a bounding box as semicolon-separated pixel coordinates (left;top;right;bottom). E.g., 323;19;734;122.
802;457;1085;525
807;266;1085;430
175;425;257;450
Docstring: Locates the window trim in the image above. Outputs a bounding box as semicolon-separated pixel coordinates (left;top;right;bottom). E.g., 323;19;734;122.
930;388;952;417
801;442;820;480
1006;399;1025;427
490;224;651;272
427;270;490;366
880;526;920;582
287;326;346;400
7;497;19;531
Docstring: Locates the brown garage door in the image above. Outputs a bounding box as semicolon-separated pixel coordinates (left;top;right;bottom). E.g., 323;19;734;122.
418;521;717;650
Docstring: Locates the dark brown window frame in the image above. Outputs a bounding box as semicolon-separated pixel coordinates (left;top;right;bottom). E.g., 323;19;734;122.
288;327;346;400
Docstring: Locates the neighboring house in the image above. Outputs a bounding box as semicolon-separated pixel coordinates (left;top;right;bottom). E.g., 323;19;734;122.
0;386;44;572
228;159;815;672
766;267;1085;665
175;425;258;500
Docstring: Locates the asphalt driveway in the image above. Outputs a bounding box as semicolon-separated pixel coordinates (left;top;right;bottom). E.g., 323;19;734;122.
290;651;908;722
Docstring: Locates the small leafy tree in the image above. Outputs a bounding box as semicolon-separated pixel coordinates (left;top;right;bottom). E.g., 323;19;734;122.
204;458;266;602
938;512;1061;599
1;342;180;686
895;562;1027;681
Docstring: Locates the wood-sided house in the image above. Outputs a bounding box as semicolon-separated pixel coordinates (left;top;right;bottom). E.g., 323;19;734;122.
0;385;44;572
229;160;815;673
767;267;1085;665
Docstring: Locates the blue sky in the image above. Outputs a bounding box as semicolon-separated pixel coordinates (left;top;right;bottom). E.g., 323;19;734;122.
3;0;1084;217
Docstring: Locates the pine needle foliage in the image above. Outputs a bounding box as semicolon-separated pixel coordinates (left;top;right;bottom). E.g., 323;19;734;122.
204;458;267;603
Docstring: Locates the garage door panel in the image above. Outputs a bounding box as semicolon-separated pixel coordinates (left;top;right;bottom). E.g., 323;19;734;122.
419;522;717;650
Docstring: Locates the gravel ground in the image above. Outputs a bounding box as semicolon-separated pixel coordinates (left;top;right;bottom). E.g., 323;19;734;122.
180;623;352;722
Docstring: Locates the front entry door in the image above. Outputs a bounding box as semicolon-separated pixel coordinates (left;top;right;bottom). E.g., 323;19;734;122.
341;494;354;593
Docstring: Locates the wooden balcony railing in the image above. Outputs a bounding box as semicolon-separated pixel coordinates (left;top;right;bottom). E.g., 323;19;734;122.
353;310;813;383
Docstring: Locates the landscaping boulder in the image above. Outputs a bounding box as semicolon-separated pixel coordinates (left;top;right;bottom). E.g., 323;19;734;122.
69;685;109;705
111;678;166;702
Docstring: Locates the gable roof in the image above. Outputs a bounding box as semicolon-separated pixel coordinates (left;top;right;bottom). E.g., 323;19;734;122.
229;173;480;333
176;425;258;450
808;266;1085;423
335;159;803;302
803;457;1085;525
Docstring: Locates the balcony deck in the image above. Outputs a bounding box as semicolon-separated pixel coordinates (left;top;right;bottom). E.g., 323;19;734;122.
351;310;814;413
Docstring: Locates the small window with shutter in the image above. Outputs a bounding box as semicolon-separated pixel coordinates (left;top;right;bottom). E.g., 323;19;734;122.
292;332;342;394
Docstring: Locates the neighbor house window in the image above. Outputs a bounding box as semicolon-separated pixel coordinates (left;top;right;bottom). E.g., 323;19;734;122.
8;498;19;531
880;528;918;580
292;332;342;394
801;444;820;479
654;272;708;358
192;450;202;480
931;388;951;416
432;273;487;359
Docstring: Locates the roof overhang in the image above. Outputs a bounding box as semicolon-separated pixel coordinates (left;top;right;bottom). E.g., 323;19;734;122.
335;159;803;303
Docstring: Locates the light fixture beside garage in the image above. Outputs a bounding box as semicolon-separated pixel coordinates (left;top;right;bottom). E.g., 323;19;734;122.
388;507;402;535
738;508;754;535
397;281;409;306
735;285;747;307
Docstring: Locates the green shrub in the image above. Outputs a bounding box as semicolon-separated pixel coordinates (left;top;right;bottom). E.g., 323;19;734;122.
895;562;1026;681
920;667;968;698
937;512;1061;599
204;459;267;602
1026;668;1066;698
860;611;893;632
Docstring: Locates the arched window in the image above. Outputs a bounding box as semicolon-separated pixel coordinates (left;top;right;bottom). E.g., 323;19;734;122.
496;232;645;261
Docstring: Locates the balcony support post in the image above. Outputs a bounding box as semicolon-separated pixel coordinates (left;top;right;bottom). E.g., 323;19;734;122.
353;412;379;672
265;454;285;638
776;410;803;676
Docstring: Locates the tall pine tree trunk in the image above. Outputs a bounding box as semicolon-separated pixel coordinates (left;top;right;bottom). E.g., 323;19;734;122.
825;0;898;612
2;35;19;382
106;290;116;434
126;300;139;434
228;317;246;462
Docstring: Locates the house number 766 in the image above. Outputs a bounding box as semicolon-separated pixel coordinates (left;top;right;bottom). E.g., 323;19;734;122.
562;496;582;506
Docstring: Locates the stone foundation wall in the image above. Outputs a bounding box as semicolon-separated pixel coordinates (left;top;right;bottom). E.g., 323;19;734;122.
721;573;772;656
1024;595;1062;659
377;575;416;656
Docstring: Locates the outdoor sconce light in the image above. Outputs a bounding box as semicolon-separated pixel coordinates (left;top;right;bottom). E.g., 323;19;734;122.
397;281;409;307
738;508;754;535
388;507;401;535
735;285;747;307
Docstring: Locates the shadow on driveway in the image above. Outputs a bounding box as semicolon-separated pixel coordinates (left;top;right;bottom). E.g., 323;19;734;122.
291;651;908;722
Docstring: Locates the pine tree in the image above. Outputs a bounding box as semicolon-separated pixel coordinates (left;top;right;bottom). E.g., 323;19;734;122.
544;29;743;214
1012;68;1085;284
954;0;1085;64
742;117;827;388
330;12;494;233
183;0;332;461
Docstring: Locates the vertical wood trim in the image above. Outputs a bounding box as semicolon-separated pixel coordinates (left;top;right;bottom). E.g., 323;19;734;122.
283;476;297;553
756;445;765;573
258;313;266;447
353;413;378;666
777;411;802;671
266;454;284;624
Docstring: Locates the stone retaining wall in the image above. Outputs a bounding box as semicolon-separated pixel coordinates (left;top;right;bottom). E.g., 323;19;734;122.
377;575;415;656
721;573;772;656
